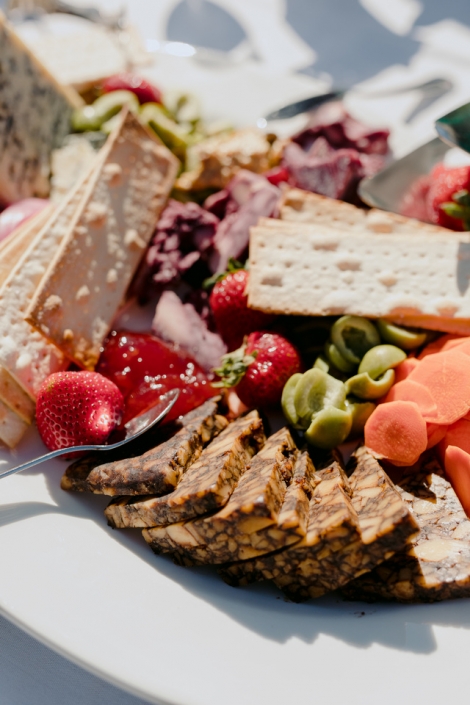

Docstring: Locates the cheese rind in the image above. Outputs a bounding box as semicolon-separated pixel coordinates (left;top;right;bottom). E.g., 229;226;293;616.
27;110;179;369
0;12;82;204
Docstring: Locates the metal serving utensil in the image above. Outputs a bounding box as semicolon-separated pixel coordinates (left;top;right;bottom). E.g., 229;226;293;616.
263;77;453;121
358;136;450;212
435;102;470;154
0;388;179;480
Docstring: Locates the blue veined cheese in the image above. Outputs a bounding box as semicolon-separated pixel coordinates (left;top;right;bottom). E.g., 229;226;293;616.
0;12;82;204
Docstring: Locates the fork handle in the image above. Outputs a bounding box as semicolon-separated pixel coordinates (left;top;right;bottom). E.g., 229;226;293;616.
0;444;102;480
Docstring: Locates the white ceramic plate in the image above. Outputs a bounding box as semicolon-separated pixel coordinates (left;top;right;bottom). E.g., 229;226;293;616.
3;5;470;704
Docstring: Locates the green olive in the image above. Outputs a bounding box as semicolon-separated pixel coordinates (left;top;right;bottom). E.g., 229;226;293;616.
324;340;356;373
93;90;140;123
71;104;102;132
345;398;376;437
377;319;428;350
331;316;380;364
358;344;406;380
293;369;346;428
304;407;352;449
281;373;302;427
345;369;395;400
140;102;191;159
313;356;330;373
101;113;122;134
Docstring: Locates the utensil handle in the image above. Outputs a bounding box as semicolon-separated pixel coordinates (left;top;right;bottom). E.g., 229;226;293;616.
0;444;102;480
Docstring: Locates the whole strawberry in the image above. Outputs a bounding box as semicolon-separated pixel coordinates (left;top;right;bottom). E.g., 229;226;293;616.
214;331;301;407
36;371;124;452
426;164;470;230
209;267;276;350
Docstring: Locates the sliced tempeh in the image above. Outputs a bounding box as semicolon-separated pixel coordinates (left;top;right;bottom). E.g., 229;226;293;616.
220;455;358;590
143;427;308;565
343;454;470;602
221;446;417;601
61;398;228;496
105;411;265;528
26;109;179;370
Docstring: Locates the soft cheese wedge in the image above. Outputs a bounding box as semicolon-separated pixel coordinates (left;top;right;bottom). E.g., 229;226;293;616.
0;12;82;204
27;109;179;369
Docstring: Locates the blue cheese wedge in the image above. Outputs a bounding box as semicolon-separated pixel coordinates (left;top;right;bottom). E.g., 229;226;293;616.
0;12;82;204
26;109;179;370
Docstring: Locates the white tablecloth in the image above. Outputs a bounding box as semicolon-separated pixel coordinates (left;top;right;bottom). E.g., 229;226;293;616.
1;1;470;703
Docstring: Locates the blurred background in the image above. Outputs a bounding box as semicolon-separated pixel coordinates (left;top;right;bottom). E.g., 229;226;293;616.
0;1;469;704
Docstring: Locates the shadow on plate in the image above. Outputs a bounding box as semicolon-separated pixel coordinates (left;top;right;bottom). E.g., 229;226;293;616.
7;443;470;658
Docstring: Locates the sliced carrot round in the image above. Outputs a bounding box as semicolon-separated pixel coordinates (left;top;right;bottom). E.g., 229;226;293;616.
426;422;448;450
418;335;470;359
439;417;470;459
408;349;470;424
381;379;437;418
444;445;470;517
393;357;420;384
364;400;427;466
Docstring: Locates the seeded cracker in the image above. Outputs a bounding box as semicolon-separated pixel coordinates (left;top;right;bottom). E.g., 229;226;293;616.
247;217;470;332
105;412;265;528
26;110;179;370
62;398;228;496
0;147;107;406
143;428;312;565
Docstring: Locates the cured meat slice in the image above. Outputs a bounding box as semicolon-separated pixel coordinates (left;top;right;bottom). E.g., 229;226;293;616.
343;455;470;602
143;428;312;565
104;412;265;528
221;447;417;601
61;398;228;496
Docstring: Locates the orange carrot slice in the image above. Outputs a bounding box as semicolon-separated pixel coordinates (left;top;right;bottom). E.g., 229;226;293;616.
394;358;420;384
364;400;427;466
418;335;470;359
408;349;470;424
381;379;437;418
444;445;470;517
426;423;448;450
438;417;470;459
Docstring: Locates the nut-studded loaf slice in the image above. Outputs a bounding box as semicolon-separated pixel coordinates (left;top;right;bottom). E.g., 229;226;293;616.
343;455;470;602
221;446;417;601
220;455;358;590
143;427;310;565
61;398;228;495
105;411;265;528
